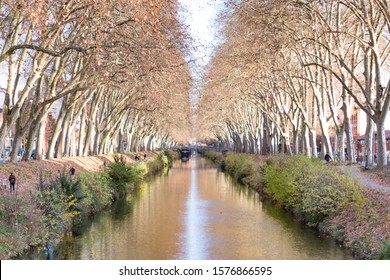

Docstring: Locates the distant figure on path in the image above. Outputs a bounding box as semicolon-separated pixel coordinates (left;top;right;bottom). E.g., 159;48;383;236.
69;167;76;179
135;155;140;161
103;160;107;171
324;153;332;163
143;154;147;160
9;172;16;192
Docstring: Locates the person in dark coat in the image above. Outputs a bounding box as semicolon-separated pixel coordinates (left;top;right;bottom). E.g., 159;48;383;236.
69;167;76;179
9;172;16;192
324;153;332;163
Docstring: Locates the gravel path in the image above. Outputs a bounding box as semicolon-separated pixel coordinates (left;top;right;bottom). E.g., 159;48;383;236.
338;165;390;191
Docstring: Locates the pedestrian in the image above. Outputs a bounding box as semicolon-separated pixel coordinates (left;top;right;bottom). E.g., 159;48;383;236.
69;166;75;179
1;177;6;190
103;160;107;171
143;154;147;160
9;172;16;192
135;155;140;161
324;153;332;163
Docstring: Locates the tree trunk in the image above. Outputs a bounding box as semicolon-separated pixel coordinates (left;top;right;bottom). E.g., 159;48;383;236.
376;118;388;167
23;124;40;162
36;116;47;160
303;121;311;156
77;108;86;156
364;117;374;168
9;129;23;163
319;117;333;157
56;109;72;159
344;116;355;163
47;103;66;160
336;127;345;162
310;130;317;158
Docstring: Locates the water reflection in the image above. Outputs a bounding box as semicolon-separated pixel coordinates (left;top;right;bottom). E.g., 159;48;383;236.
179;158;210;259
36;156;352;260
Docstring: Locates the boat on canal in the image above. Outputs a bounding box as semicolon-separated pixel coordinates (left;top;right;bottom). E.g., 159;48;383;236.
180;148;191;161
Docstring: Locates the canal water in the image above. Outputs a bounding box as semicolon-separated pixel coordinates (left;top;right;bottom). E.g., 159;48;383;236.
38;156;353;260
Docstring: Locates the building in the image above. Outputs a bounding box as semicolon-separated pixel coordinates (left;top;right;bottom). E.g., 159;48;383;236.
352;106;390;161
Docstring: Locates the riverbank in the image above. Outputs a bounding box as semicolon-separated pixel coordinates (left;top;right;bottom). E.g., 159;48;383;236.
200;150;390;260
0;151;177;259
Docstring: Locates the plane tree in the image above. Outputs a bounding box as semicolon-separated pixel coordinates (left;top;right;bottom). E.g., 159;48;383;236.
0;0;192;160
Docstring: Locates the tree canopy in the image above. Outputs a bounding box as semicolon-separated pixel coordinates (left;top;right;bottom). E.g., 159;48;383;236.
197;0;390;166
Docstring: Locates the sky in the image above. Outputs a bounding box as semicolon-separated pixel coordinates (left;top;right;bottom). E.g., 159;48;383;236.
178;0;227;142
178;0;226;110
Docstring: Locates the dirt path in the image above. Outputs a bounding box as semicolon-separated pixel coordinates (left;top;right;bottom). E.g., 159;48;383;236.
338;165;390;191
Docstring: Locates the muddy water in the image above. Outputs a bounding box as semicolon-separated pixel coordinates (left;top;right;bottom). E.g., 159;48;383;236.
43;156;353;260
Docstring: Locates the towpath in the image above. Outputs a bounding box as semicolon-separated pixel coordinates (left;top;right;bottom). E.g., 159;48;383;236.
338;165;389;191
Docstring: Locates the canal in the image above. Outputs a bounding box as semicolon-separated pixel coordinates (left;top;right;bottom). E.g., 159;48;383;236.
39;156;353;259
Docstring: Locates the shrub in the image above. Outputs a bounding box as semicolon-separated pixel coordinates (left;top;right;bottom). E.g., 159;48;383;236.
200;150;223;164
107;156;159;199
147;156;165;176
77;172;113;215
223;153;257;181
263;154;364;226
160;150;173;167
107;161;135;198
35;188;71;243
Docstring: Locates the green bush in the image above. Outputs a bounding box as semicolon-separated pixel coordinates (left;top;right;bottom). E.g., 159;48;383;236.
77;172;113;215
263;154;364;226
199;150;223;164
160;150;173;167
107;153;168;199
223;153;257;181
35;169;114;230
107;161;138;198
147;156;165;176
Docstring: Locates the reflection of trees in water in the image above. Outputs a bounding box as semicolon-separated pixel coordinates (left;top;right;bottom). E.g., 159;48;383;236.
223;172;353;259
111;168;170;220
223;172;259;201
111;186;142;220
261;200;352;259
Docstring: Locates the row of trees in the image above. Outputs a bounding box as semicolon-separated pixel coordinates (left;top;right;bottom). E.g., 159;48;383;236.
198;0;390;167
0;0;192;162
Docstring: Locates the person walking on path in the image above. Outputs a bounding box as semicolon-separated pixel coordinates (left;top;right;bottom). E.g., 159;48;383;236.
9;172;16;192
